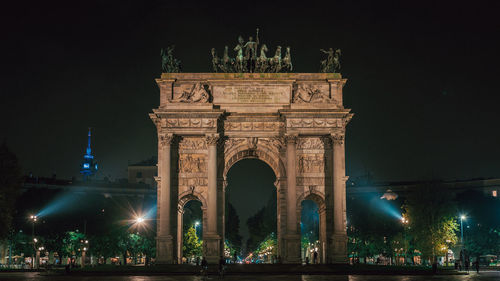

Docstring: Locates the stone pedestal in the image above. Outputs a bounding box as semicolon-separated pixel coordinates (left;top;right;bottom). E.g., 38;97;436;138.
156;235;174;264
330;233;348;263
203;234;221;264
284;234;301;263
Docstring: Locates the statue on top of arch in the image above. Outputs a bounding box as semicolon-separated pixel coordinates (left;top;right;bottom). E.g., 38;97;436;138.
211;28;293;73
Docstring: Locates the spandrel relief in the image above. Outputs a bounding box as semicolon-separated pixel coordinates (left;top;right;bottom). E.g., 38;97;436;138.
171;83;210;103
292;84;337;104
179;154;207;173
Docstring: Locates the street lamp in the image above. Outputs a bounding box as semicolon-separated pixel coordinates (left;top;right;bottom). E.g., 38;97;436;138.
460;214;467;270
401;216;409;265
29;215;38;269
136;217;145;224
194;221;200;237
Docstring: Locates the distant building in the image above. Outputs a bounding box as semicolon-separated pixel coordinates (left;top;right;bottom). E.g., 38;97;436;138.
347;177;500;199
80;128;98;180
128;157;157;187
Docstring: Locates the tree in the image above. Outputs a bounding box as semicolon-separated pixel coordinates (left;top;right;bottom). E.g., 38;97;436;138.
0;142;22;240
246;190;276;253
61;230;86;258
404;184;458;263
183;226;202;258
457;190;500;259
225;202;242;255
347;195;402;263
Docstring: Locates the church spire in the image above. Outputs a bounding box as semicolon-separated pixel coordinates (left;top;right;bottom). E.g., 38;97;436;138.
81;128;98;180
86;127;92;156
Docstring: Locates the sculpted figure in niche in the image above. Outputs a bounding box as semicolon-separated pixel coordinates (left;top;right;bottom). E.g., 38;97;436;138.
175;83;210;103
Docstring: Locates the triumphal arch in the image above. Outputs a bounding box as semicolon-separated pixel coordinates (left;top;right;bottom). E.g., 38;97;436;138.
150;72;352;264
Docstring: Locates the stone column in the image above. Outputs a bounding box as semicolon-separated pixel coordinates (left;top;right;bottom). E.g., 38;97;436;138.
204;133;220;263
284;134;301;263
331;133;347;263
156;133;175;264
177;208;184;264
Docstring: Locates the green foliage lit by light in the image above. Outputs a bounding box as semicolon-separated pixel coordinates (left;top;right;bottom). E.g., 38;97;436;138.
183;226;202;258
404;184;458;261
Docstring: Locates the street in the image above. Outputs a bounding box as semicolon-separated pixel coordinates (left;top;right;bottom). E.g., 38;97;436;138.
0;272;499;281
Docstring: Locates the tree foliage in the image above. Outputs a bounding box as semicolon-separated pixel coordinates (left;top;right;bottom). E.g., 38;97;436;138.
183;226;202;258
225;202;242;255
246;190;276;253
0;142;22;240
404;184;458;261
347;195;402;262
457;190;500;258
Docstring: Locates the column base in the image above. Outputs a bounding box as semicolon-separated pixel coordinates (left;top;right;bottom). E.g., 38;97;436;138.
283;234;301;264
156;235;175;264
329;232;348;264
203;233;221;264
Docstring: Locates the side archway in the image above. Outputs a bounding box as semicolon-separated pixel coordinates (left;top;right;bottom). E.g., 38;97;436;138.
297;191;327;264
177;192;207;264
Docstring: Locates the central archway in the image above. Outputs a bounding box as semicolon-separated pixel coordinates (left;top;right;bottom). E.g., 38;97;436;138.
224;158;277;262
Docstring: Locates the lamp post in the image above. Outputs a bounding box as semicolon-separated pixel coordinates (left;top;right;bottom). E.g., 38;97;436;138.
29;215;37;269
460;215;466;269
401;217;409;265
194;221;200;238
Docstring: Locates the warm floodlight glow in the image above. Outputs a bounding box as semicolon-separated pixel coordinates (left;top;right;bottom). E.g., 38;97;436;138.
136;217;144;223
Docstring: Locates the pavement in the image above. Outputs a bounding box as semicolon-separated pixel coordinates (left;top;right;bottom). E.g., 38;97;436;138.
1;271;500;281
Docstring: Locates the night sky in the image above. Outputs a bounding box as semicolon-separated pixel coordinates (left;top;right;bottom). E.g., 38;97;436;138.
2;0;500;182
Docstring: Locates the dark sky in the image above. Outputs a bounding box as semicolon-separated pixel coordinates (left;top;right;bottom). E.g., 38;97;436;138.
2;0;500;182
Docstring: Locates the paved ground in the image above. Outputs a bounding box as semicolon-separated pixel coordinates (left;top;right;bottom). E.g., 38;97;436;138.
1;272;499;281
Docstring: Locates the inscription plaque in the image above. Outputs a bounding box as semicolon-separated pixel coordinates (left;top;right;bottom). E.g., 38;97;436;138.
213;84;290;104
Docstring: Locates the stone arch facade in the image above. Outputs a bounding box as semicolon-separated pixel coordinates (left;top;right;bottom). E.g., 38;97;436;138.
150;73;353;264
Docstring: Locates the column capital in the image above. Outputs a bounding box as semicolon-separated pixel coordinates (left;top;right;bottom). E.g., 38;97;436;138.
159;133;174;147
284;134;299;144
330;133;344;145
205;133;220;146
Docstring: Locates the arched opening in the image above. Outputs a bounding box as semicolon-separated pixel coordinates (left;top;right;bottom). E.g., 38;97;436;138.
298;193;327;264
225;158;277;263
301;200;320;264
179;199;203;264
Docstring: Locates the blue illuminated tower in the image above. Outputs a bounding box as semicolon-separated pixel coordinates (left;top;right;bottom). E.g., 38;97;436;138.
80;128;98;180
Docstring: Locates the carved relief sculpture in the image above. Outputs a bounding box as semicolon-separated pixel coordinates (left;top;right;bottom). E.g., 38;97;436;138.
179;154;207;173
298;154;325;173
173;83;210;103
297;137;325;150
179;137;207;150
